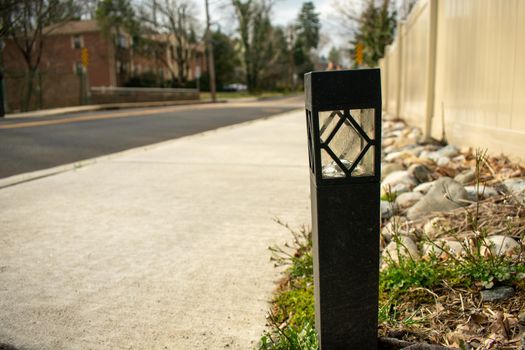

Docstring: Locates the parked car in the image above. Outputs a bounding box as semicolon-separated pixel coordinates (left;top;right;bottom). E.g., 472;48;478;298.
222;83;247;92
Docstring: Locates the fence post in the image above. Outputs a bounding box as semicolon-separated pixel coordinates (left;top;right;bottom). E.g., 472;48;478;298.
424;0;439;140
395;21;405;119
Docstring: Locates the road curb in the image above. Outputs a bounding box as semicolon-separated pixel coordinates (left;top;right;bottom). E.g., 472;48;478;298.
3;99;226;119
0;109;302;189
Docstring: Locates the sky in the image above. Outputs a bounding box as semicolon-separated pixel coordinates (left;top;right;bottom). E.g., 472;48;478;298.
195;0;350;55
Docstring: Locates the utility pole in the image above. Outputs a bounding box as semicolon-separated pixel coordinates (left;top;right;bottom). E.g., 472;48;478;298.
0;40;5;117
205;0;217;102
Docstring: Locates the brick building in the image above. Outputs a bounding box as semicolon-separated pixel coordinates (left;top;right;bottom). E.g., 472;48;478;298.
3;20;206;112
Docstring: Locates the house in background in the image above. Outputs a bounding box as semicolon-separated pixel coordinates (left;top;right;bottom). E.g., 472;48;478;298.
3;20;206;112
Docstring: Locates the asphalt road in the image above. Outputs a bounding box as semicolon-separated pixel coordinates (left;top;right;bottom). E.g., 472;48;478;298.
0;96;303;179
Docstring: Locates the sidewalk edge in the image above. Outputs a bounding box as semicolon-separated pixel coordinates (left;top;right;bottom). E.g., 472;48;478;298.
3;99;226;119
0;109;303;189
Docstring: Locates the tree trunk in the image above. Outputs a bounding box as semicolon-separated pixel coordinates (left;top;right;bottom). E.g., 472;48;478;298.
22;68;36;112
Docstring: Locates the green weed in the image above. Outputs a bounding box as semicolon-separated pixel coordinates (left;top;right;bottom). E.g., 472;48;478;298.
258;220;317;349
259;321;318;350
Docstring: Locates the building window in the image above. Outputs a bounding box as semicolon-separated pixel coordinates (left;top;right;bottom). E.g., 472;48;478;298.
73;62;84;74
116;34;128;48
72;35;83;49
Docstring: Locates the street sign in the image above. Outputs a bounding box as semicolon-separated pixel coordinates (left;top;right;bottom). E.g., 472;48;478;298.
81;48;89;68
195;66;201;79
355;42;364;66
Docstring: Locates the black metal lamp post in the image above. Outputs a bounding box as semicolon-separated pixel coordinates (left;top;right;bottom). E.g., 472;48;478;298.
304;69;381;349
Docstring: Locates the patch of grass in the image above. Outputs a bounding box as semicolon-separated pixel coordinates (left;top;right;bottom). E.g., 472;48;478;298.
272;277;314;329
259;322;318;350
381;239;525;298
378;233;525;346
258;220;317;350
381;191;398;202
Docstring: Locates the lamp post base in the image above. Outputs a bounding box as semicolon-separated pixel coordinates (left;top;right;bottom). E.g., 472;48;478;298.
311;178;380;350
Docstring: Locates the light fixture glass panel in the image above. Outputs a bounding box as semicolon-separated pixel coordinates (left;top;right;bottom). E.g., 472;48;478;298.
352;146;375;176
321;148;345;179
328;119;362;171
306;111;314;171
319;110;342;143
350;108;375;139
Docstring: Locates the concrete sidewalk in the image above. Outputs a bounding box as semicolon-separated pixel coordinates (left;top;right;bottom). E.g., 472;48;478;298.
0;110;311;349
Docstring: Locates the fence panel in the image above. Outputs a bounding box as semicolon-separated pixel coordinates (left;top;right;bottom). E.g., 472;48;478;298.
432;0;525;157
385;39;400;117
399;0;431;130
383;0;525;159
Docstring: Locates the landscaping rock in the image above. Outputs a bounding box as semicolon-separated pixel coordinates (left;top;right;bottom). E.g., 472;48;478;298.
403;145;426;157
382;163;406;180
413;181;435;194
464;185;499;201
407;177;469;220
408;164;432;183
454;169;476;185
384;145;397;154
422;239;465;259
480;235;521;257
382;216;410;242
385;151;413;163
519;312;525;325
381;200;397;220
394;132;419;148
436;145;460;159
452;154;466;163
384;183;412;197
383;137;396;147
383;170;417;187
480;286;515;302
392;122;406;130
420;145;459;162
436;156;450;167
382;171;417;196
382;235;420;265
502;178;525;203
422;217;450;239
396;192;423;209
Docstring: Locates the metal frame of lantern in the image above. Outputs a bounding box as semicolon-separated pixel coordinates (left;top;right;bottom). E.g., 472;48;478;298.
305;69;382;350
305;70;381;184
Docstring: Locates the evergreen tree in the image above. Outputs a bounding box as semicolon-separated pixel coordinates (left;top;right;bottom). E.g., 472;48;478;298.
328;46;341;66
211;30;240;90
295;1;320;51
350;0;396;67
293;2;320;80
96;0;138;38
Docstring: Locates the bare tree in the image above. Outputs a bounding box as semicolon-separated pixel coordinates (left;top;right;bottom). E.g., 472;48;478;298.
1;1;21;38
231;0;274;92
96;0;138;85
141;0;199;86
3;0;78;111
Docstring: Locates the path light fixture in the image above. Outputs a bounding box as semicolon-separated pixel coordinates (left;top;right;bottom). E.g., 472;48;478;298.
304;69;382;349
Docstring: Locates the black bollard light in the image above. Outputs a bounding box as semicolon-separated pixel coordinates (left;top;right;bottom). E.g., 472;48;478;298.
304;69;381;350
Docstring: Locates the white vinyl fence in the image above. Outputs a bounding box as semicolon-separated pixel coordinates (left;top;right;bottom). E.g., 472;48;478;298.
380;0;525;159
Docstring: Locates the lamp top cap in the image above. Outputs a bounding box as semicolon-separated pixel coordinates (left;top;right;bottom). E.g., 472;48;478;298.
305;68;381;110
